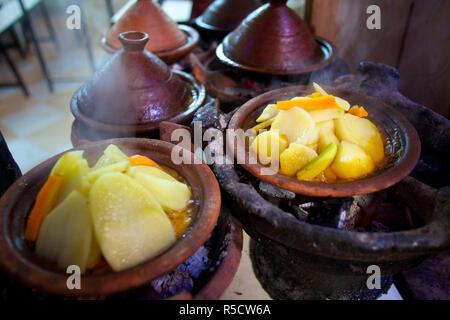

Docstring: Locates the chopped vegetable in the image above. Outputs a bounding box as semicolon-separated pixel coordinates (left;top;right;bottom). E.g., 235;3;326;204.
25;173;64;241
276;95;337;111
129;154;163;170
348;105;369;117
256;104;279;123
251;118;275;132
297;142;338;181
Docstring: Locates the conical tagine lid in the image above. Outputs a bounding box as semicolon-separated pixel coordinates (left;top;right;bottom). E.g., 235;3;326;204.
196;0;264;32
217;0;331;74
72;32;190;125
105;0;187;53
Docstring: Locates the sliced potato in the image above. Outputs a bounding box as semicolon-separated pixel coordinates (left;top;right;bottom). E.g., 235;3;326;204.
56;158;91;203
313;82;328;96
331;141;375;179
306;126;320;147
309;107;344;123
335;96;351;111
271;107;315;144
89;172;175;272
92;145;128;170
127;166;178;182
36;191;92;273
51;151;84;176
252;131;289;164
334;114;384;164
57;192;92;273
251;118;274;132
104;144;128;162
317;120;340;154
132;173;190;212
87;161;129;184
280;143;318;176
256;104;279;123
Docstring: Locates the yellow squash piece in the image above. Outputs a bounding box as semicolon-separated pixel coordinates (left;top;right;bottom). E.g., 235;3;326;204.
252;131;289;165
51;151;84;176
317;120;340;154
131;172;191;212
56;157;91;203
256;104;279;123
36;191;93;273
127;166;178;182
331;141;375;180
89;172;175;272
297;143;338;181
271;107;315;144
93;144;128;170
251;118;274;132
87;161;129;184
280;143;318;177
309;107;344;123
313;82;328;96
334;114;384;164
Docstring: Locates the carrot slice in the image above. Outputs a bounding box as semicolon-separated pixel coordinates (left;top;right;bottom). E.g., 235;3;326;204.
24;173;63;241
129;155;163;170
277;95;337;111
348;106;369;117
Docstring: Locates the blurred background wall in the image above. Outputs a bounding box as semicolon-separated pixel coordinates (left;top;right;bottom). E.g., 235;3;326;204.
310;0;450;118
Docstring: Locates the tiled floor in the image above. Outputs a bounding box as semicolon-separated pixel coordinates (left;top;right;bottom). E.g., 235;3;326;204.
0;1;401;300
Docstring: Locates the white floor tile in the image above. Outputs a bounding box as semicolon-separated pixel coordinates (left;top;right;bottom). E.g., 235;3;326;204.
6;138;50;173
0;104;65;137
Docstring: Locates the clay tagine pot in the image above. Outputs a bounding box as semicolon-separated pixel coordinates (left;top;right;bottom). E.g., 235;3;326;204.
102;0;199;63
227;85;421;197
0;138;221;297
216;0;336;74
195;0;265;34
71;31;206;142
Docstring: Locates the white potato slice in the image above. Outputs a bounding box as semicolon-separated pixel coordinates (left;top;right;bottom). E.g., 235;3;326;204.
36;191;93;273
132;173;191;212
127;166;178;182
89;173;175;272
271;107;315;144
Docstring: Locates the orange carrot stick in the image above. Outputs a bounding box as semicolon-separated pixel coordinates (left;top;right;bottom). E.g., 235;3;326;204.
129;155;163;170
348;106;369;117
276;95;337;111
24;173;63;241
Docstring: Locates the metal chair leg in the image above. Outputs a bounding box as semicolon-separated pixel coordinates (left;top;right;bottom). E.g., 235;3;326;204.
39;0;59;51
18;0;53;92
0;39;29;96
78;2;96;73
105;0;114;25
8;27;27;58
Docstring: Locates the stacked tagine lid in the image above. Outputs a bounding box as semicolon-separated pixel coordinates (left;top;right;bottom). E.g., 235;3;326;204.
102;0;199;63
195;0;265;35
216;0;336;74
71;31;205;146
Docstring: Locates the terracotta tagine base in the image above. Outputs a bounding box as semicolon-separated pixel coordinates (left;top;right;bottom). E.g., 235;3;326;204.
196;62;450;300
0;138;222;298
0;203;243;300
227;85;421;197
